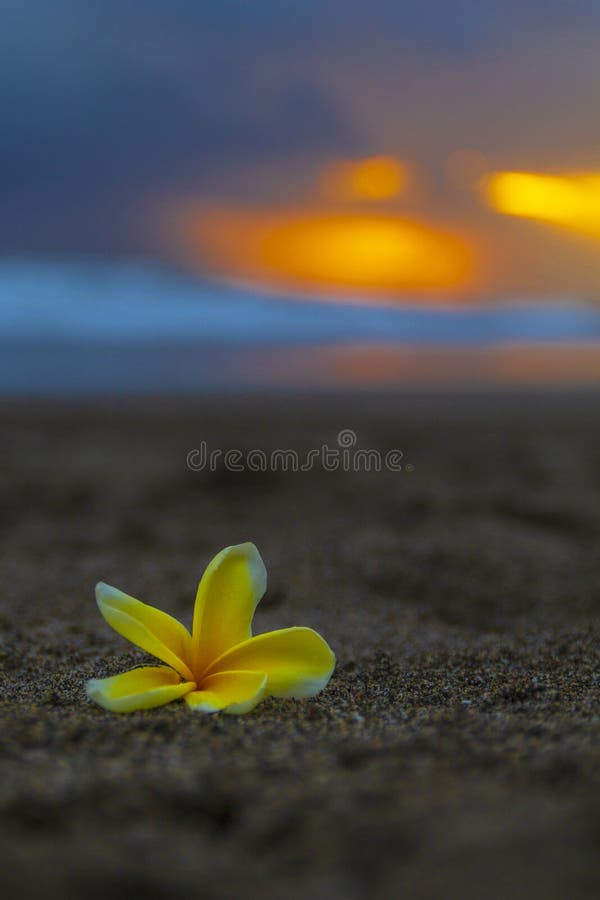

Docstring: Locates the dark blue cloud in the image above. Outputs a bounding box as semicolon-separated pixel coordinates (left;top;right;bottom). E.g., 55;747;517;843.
0;1;358;252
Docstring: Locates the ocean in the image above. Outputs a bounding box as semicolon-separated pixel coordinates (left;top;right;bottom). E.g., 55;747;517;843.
2;258;600;392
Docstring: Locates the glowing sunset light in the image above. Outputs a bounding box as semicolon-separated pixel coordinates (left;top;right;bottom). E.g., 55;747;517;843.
320;156;407;202
180;208;474;298
484;171;600;238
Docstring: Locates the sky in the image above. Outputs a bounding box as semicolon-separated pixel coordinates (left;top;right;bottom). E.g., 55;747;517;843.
2;1;600;301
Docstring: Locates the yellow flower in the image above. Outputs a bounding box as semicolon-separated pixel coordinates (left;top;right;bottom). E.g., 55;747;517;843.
86;543;335;714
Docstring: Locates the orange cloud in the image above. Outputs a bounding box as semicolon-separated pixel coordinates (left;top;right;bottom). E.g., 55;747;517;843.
320;156;407;202
179;207;475;299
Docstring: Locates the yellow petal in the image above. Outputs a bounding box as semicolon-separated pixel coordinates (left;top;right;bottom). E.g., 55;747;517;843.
95;582;194;680
191;543;267;673
185;670;267;715
86;665;195;713
205;627;335;699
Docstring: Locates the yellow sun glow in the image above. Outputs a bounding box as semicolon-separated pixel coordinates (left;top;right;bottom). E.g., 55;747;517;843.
483;171;600;238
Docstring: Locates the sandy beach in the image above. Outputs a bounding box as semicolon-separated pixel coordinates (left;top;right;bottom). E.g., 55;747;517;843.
0;393;598;899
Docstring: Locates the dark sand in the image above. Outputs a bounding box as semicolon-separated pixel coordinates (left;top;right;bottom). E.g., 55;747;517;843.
0;394;598;899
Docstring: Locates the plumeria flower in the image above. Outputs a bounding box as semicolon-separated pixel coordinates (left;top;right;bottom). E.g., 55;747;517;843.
87;543;335;714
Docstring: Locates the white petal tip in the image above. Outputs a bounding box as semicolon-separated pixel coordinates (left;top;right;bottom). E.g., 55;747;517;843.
94;582;128;605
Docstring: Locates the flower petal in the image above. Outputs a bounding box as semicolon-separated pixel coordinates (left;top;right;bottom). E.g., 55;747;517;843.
191;543;267;673
205;627;335;699
185;670;267;715
95;582;194;680
86;666;195;713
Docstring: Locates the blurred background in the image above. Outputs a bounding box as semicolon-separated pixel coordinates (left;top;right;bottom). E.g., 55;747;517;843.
2;0;600;392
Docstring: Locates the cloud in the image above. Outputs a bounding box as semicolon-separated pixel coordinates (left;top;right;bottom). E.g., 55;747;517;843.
2;1;600;256
0;1;356;252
